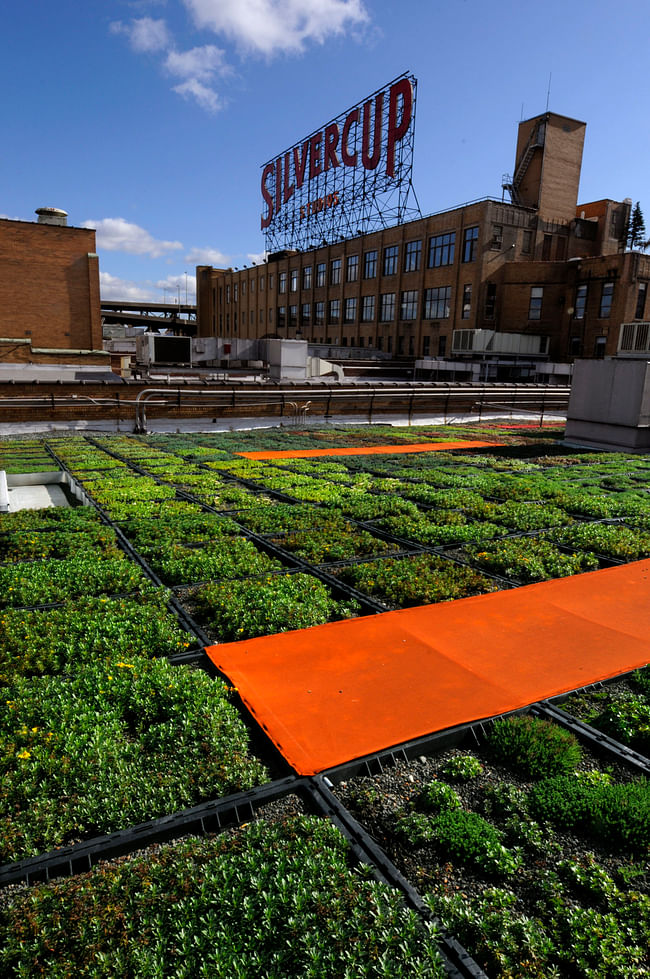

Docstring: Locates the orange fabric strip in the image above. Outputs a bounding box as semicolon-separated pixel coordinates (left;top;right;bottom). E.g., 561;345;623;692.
237;440;501;460
206;560;650;775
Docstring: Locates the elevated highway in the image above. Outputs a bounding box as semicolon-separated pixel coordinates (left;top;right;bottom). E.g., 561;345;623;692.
101;300;197;334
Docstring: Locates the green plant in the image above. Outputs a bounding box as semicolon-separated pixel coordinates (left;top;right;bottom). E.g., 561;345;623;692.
0;657;267;861
486;715;582;778
0;816;446;978
440;754;484;781
193;573;359;640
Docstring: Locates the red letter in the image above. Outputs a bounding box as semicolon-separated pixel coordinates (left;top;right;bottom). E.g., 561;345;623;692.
362;94;383;170
293;140;310;189
283;151;294;204
260;162;275;230
324;123;340;171
341;109;358;166
386;78;413;178
275;158;282;219
309;132;323;180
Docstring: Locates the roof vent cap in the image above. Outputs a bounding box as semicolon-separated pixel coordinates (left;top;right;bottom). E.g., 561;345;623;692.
35;207;68;226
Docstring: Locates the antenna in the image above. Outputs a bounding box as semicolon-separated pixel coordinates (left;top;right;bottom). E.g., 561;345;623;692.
545;73;552;113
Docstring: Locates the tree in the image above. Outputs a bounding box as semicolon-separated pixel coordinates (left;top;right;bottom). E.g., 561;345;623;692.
627;201;647;250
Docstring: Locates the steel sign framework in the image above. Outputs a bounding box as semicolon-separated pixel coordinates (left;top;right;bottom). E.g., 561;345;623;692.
260;73;421;253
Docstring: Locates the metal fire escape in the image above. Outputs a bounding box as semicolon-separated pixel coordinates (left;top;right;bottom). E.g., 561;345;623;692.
502;120;546;206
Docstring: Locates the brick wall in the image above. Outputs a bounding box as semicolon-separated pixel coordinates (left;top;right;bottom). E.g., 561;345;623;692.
0;219;102;351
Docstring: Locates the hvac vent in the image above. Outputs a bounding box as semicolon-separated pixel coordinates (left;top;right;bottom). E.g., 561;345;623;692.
618;322;650;357
35;207;68;227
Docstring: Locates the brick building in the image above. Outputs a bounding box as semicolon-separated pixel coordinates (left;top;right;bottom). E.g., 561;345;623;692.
0;208;105;365
197;112;648;365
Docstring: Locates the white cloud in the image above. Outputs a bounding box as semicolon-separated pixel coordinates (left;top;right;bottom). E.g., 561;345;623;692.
83;218;183;258
165;45;229;112
110;17;171;53
182;0;369;56
246;250;268;265
165;44;228;81
185;245;230;266
100;271;158;301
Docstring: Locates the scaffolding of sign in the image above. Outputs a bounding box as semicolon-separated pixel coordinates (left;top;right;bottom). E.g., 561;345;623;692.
260;73;421;253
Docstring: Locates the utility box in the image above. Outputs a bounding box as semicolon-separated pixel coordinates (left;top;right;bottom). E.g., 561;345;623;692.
263;339;309;380
565;358;650;451
136;333;192;366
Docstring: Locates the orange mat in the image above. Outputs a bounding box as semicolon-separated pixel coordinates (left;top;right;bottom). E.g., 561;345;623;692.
237;440;501;460
206;560;650;775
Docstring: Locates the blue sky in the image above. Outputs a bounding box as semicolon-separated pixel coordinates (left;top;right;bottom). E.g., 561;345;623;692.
3;0;649;302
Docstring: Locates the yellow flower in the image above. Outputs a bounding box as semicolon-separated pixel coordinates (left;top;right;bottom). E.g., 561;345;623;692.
17;749;31;759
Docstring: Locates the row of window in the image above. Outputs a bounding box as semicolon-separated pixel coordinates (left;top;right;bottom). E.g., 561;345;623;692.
276;287;465;326
227;278;639;327
224;228;483;304
573;280;646;320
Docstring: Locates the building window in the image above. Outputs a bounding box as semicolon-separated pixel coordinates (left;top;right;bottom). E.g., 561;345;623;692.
361;296;376;322
260;275;265;290
438;335;447;356
574;284;587;319
277;306;286;328
542;234;552;261
314;301;324;325
301;303;311;325
397;336;404;355
328;299;340;323
490;225;503;249
522;230;532;254
570;336;582;356
316;263;326;287
268;274;274;290
383;245;399;276
424;286;451;319
422;335;430;356
346;255;359;282
462;226;479;263
358;336;364;347
250;279;254;293
290;269;298;292
330;259;341;285
428;232;455;268
268;308;273;323
278;273;286;293
387;336;393;353
484;282;497;319
594;336;607;358
241;281;246;296
233;283;238;301
226;285;230;303
302;266;312;289
635;282;647;319
344;297;357;323
462;284;472;320
289;305;298;328
556;237;567;261
364;250;377;278
404;239;422;272
400;290;418;321
377;336;383;350
529;286;543;320
380;293;395;321
599;281;614;318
